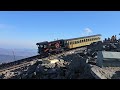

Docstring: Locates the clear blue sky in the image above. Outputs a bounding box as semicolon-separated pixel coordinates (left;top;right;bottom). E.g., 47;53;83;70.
0;11;120;49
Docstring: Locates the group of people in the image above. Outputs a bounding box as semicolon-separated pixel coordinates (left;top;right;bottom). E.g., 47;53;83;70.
104;35;118;43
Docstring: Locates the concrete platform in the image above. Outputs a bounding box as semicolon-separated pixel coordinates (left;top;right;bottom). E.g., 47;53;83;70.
97;51;120;67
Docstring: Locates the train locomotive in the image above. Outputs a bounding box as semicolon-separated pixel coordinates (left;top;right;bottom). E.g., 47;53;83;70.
36;34;101;56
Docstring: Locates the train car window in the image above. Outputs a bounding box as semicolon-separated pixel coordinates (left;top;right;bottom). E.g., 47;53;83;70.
76;41;78;44
76;41;78;43
84;39;86;42
75;41;77;44
77;41;79;43
82;40;83;42
79;40;81;43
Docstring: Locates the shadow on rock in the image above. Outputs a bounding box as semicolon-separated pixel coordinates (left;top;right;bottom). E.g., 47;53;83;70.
111;71;120;79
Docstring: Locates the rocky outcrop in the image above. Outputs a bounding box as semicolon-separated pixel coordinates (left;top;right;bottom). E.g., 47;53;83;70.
13;54;94;79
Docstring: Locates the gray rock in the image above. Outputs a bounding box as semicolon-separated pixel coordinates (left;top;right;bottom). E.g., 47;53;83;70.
43;63;55;69
36;64;45;73
47;68;57;74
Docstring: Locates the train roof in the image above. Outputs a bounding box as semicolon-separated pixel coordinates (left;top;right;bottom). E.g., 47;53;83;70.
36;41;48;45
36;39;64;45
65;34;102;41
36;34;102;45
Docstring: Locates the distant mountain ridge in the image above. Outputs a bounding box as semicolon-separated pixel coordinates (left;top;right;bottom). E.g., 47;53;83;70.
0;54;27;63
0;48;38;63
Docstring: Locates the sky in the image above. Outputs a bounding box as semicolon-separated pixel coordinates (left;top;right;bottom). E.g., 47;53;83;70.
0;11;120;49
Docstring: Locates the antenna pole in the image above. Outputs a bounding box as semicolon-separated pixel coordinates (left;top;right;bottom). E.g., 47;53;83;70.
12;50;16;61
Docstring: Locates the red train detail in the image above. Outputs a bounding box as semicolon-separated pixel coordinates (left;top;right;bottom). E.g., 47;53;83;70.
36;40;65;56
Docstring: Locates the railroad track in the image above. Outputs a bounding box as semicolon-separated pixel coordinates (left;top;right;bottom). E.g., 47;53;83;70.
0;47;87;75
0;60;37;75
0;55;40;69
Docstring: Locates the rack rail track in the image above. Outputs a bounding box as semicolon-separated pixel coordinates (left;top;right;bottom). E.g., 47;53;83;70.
0;47;87;75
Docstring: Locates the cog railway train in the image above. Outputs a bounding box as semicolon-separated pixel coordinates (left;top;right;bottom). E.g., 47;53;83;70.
36;34;101;56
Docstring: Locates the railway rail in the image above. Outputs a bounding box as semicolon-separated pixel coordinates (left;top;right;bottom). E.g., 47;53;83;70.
0;60;37;75
0;47;87;75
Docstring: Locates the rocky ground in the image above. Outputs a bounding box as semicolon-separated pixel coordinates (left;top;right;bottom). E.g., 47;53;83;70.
1;38;120;79
10;53;94;79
